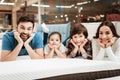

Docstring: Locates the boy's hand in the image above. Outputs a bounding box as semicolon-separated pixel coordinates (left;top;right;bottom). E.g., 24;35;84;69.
70;39;78;49
80;39;88;48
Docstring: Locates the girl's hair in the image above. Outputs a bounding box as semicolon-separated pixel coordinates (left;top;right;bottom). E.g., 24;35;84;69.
70;23;88;38
93;21;120;39
48;32;62;42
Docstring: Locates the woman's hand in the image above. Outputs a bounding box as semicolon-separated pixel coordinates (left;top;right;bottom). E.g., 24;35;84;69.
106;37;116;48
24;33;34;45
97;38;106;48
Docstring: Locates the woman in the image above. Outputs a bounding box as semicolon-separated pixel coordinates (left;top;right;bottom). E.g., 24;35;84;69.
92;21;120;61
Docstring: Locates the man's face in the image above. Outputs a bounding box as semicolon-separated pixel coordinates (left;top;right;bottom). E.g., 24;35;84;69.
16;22;34;41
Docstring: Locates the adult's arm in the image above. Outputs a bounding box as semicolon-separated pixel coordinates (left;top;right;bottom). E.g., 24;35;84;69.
24;33;44;59
105;38;120;61
92;39;105;60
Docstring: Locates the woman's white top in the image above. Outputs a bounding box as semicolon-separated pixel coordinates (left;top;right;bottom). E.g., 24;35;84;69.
92;38;120;61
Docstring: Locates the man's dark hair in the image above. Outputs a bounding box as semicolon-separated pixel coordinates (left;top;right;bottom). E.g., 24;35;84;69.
17;16;34;27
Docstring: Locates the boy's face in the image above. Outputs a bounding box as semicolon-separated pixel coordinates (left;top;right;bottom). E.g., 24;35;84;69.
72;33;85;46
49;34;61;45
16;22;34;41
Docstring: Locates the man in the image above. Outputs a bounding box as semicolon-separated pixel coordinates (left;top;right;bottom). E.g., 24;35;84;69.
1;16;44;61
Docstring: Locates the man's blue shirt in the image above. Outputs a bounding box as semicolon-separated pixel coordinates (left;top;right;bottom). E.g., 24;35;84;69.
2;31;43;56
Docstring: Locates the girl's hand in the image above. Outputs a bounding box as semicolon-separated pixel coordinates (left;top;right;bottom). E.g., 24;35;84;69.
14;31;23;44
54;43;61;49
48;44;54;49
97;38;105;48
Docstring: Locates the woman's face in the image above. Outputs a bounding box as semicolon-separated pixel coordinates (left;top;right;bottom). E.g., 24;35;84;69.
99;26;113;43
72;33;85;46
49;34;61;45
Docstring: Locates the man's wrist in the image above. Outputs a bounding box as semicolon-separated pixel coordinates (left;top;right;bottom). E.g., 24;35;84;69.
18;43;23;47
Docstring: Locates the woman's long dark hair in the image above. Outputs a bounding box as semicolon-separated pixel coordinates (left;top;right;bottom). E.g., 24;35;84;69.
93;21;120;39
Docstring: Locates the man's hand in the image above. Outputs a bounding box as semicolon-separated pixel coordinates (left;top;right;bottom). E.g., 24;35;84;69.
24;33;35;45
14;31;23;45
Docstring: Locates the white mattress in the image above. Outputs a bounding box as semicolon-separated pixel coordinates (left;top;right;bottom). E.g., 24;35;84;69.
0;58;120;80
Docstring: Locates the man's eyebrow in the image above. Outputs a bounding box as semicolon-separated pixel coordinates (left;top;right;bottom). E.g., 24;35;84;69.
28;26;33;28
19;25;24;27
20;25;33;28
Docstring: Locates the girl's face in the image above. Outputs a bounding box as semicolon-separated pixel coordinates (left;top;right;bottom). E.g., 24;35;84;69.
99;26;113;43
49;34;61;45
72;33;85;46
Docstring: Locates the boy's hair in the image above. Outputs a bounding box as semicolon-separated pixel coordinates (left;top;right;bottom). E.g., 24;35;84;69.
48;32;62;42
17;16;34;27
70;23;88;38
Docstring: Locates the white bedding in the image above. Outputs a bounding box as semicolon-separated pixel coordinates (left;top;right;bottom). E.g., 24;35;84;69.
0;58;120;80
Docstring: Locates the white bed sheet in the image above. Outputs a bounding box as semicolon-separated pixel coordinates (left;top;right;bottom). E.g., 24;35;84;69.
0;58;120;80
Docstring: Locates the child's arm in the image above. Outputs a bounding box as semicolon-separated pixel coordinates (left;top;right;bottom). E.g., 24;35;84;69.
44;44;54;58
54;44;66;58
68;39;78;57
80;39;93;59
55;49;66;58
79;39;88;58
69;47;78;58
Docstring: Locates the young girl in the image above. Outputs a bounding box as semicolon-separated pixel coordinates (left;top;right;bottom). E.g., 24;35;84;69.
44;32;66;58
92;21;120;61
66;23;92;59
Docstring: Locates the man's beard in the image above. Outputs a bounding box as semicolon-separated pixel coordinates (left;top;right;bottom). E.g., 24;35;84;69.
20;33;29;42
